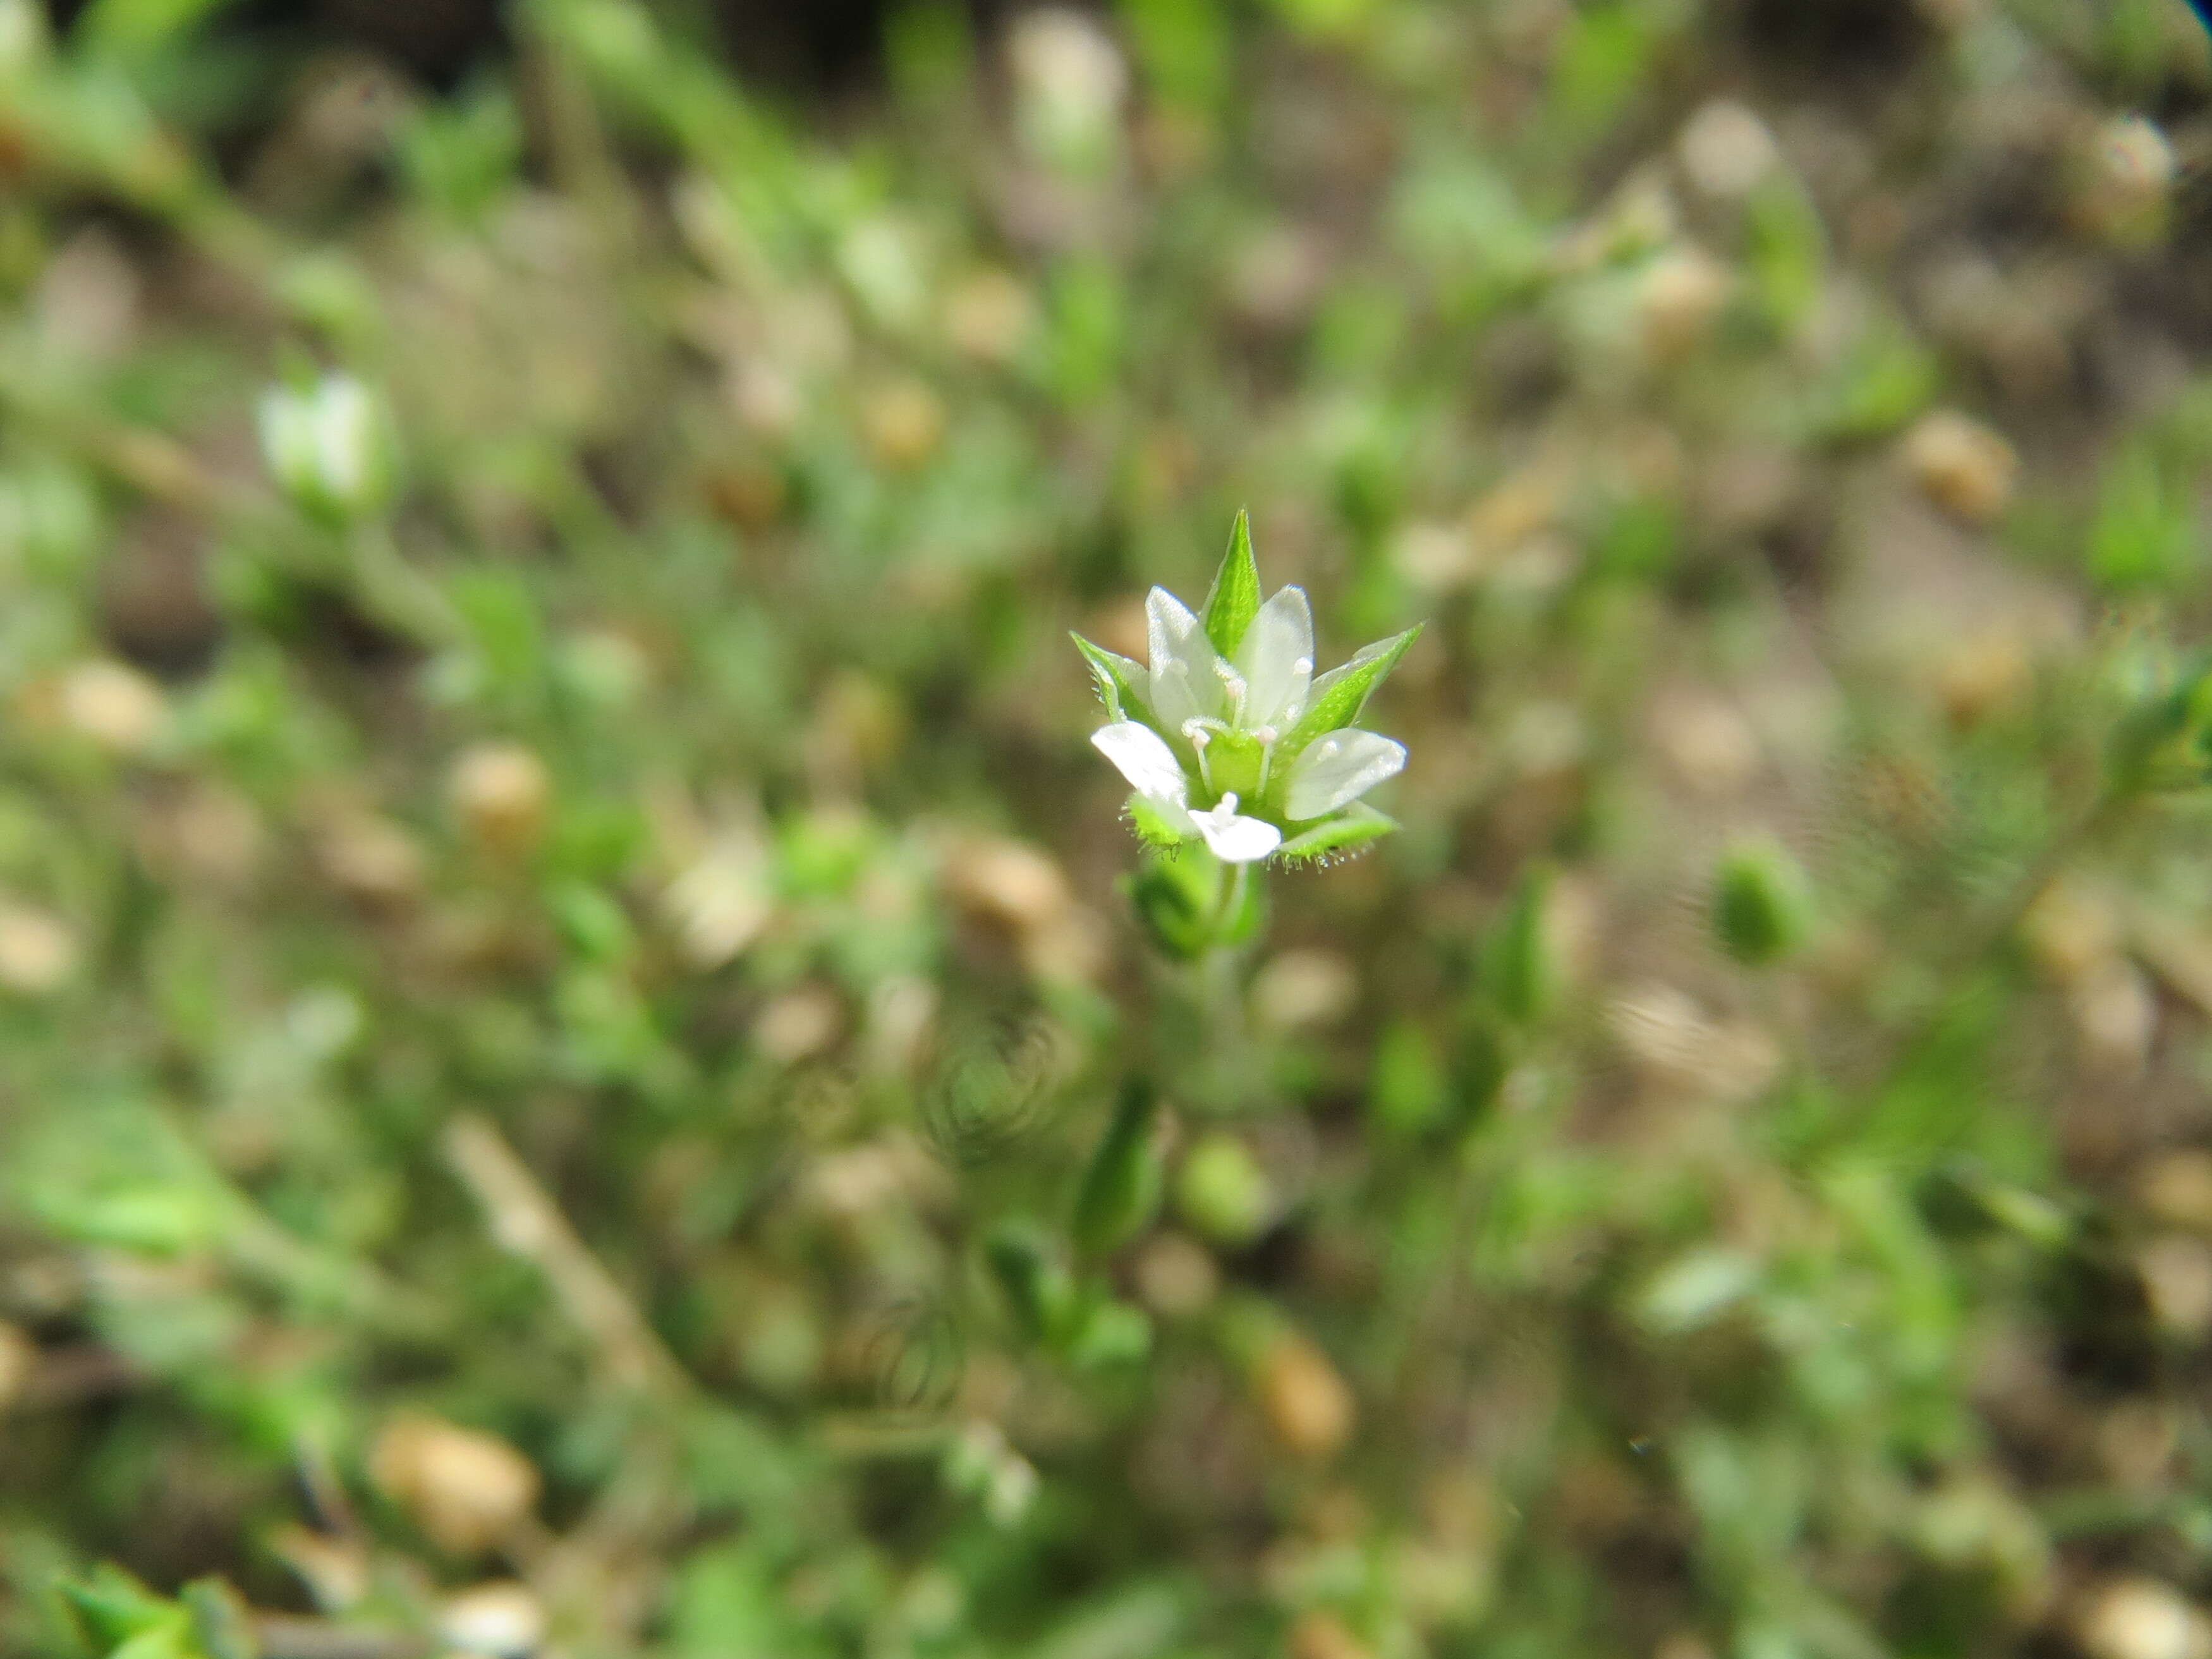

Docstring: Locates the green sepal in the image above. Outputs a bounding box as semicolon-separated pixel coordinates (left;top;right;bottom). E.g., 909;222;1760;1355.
1284;623;1422;754
1071;632;1153;727
1126;794;1194;848
1200;509;1263;659
1073;1077;1164;1257
1276;803;1397;864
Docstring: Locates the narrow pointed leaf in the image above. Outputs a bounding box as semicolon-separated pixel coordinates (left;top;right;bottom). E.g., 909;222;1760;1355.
1276;803;1399;864
986;1221;1076;1342
1073;1078;1164;1256
1200;509;1263;658
1071;633;1153;726
1483;865;1557;1025
1285;623;1422;753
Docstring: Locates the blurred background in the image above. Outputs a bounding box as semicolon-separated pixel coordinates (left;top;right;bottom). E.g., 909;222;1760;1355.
5;1;2212;1656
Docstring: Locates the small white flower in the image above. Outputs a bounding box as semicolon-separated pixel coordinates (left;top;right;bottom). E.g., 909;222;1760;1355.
1189;794;1281;863
1282;729;1408;822
1075;513;1419;866
258;372;396;525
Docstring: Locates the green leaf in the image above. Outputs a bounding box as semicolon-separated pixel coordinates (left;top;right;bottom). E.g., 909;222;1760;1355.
1275;803;1398;863
59;1565;183;1650
985;1220;1078;1343
1482;866;1557;1026
1200;509;1262;658
112;1629;197;1659
1176;1132;1272;1243
1067;1297;1152;1368
1071;632;1152;726
78;0;244;56
1119;851;1209;957
1284;623;1422;753
1072;1078;1164;1256
1712;839;1816;967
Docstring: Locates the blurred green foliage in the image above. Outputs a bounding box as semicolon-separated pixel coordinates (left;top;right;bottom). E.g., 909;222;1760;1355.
2;1;2212;1658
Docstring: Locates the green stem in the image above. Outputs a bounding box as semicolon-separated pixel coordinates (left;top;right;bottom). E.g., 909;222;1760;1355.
1212;858;1250;940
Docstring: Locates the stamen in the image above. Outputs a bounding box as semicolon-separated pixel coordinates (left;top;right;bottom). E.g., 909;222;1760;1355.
1182;720;1216;791
1215;660;1248;726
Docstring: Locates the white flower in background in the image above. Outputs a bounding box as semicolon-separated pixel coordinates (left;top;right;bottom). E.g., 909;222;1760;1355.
0;0;49;77
1007;8;1126;175
1074;513;1419;865
257;372;396;526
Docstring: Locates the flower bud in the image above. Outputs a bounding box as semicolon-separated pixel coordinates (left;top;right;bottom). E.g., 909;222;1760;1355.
257;373;396;526
1072;1078;1164;1257
368;1414;540;1555
1711;838;1816;967
1175;1132;1272;1246
447;741;551;859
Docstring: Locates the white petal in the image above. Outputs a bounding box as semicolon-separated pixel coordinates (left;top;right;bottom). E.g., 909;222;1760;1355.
1092;720;1189;805
1283;729;1406;820
1192;805;1281;863
1146;586;1220;731
1234;586;1314;731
